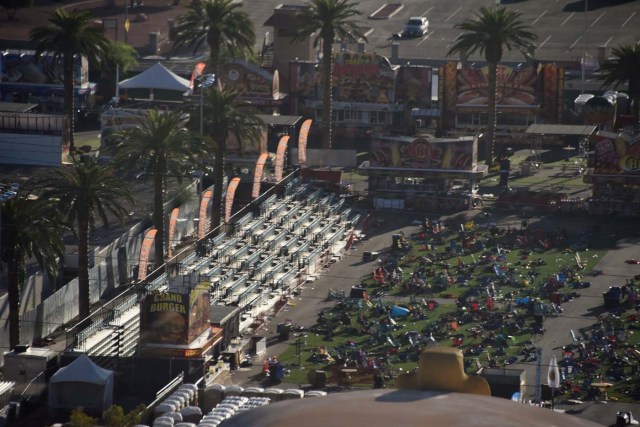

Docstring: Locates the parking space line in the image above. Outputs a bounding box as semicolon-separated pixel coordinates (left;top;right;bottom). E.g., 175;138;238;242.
568;35;582;51
621;11;636;28
561;12;574;27
417;31;434;46
603;36;613;47
531;10;547;26
421;6;434;18
537;35;552;50
446;32;463;49
591;11;606;28
445;7;462;23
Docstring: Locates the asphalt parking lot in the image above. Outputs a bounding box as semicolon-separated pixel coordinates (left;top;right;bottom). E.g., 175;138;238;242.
247;0;640;66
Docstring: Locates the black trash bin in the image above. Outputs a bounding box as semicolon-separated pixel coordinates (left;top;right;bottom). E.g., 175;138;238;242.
603;286;621;310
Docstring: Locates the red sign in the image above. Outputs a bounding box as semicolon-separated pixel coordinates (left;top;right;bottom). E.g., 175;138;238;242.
137;228;158;281
198;190;213;239
274;135;290;181
253;152;268;198
225;177;241;223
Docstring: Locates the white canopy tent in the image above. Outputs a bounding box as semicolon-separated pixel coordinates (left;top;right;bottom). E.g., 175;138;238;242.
49;354;114;413
119;63;191;99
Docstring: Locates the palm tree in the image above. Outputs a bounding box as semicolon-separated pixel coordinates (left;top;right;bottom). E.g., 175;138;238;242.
447;6;536;167
598;44;640;135
199;87;264;232
114;109;203;268
292;0;366;150
29;9;110;153
0;189;67;349
99;41;139;104
172;0;255;75
43;157;134;322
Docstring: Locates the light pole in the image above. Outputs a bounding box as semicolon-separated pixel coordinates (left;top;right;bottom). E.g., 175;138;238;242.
581;0;588;94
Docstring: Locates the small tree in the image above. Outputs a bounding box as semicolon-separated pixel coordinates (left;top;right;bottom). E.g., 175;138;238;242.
69;407;97;427
104;404;146;427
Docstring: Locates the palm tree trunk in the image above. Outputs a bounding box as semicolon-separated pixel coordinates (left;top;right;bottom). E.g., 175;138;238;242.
7;255;22;349
153;159;165;268
211;140;225;234
485;62;497;168
631;83;640;135
77;216;91;321
321;37;334;150
64;53;76;152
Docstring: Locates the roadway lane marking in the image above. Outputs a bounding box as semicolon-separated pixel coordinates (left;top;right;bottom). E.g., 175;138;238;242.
591;11;606;28
531;10;547;26
421;6;434;17
417;31;434;45
445;7;462;23
622;12;636;28
537;35;552;50
603;36;613;47
561;12;574;27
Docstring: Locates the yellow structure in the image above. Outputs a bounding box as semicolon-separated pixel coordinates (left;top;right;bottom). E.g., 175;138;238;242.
396;347;491;396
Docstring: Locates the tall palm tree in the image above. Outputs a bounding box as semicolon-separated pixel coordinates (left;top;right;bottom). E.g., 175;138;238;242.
447;6;536;167
199;87;264;232
598;44;640;135
0;189;67;349
114;109;203;268
292;0;366;150
172;0;255;75
29;9;110;152
43;157;134;322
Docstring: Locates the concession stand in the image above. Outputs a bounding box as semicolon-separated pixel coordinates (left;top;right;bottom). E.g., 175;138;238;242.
366;134;487;212
584;131;640;216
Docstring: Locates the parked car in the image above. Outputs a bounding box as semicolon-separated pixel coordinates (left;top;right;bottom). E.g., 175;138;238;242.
403;17;429;37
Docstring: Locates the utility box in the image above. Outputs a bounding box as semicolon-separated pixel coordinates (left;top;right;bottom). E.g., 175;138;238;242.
477;368;526;400
3;346;59;401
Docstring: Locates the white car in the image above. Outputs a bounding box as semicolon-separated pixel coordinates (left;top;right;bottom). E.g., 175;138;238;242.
403;17;429;37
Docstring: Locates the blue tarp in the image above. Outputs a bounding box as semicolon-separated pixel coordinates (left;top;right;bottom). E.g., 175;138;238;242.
390;306;410;317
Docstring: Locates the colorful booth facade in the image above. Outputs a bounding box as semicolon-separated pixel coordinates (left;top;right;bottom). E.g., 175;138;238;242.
367;134;486;212
584;132;640;216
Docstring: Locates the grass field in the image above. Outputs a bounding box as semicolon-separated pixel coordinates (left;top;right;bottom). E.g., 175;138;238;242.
272;217;639;402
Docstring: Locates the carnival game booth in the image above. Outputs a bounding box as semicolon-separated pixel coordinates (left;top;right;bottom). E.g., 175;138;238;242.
439;62;564;145
367;134;486;212
584;131;640;216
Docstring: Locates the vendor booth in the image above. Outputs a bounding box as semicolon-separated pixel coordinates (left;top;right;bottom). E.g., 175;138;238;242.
366;134;487;212
48;354;114;415
584;131;640;216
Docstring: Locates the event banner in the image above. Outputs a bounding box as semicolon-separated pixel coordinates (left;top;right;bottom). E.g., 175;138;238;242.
593;132;640;175
456;64;537;106
225;177;241;223
274;135;290;181
167;208;179;258
189;62;207;95
298;119;312;165
137;228;158;281
253;152;268;198
198;190;213;239
370;137;476;170
220;60;274;97
140;291;189;345
332;52;396;103
187;282;211;343
396;66;432;108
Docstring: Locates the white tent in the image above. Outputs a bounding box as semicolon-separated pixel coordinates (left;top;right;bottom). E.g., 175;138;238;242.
119;62;191;92
49;354;114;413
